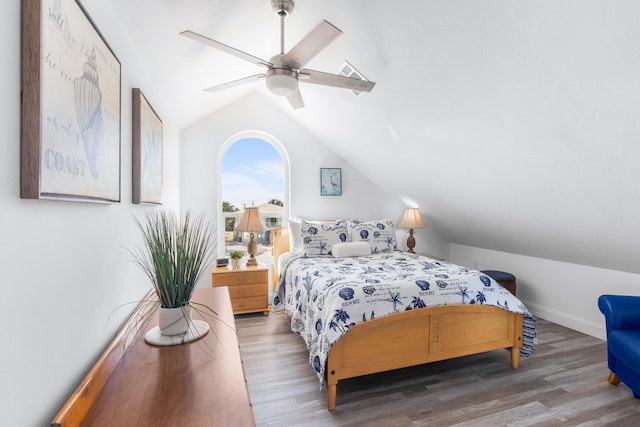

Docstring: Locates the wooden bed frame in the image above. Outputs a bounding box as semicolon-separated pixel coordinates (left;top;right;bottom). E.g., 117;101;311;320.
271;226;523;411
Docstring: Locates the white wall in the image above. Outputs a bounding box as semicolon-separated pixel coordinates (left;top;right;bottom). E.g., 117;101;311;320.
180;91;450;261
450;244;640;340
2;2;181;426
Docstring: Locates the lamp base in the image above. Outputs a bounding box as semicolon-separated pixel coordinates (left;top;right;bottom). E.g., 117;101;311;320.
247;233;258;266
406;228;416;254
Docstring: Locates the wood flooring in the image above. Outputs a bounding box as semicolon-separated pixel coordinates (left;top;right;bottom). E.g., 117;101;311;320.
236;313;640;426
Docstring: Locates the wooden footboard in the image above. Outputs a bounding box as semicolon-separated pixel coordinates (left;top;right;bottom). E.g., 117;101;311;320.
325;304;523;411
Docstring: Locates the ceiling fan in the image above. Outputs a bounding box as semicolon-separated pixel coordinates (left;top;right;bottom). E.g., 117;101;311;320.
180;0;376;109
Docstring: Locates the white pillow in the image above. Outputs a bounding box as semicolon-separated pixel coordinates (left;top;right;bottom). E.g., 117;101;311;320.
301;219;349;256
332;242;371;258
288;218;303;253
349;219;398;253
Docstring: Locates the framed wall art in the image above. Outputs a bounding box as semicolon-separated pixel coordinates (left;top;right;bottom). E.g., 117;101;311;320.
132;88;163;204
320;168;342;196
21;0;121;202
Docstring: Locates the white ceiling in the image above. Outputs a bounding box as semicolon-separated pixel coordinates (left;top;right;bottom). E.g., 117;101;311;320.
111;0;640;274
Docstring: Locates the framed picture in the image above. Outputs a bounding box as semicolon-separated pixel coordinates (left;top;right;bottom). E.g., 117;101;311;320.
320;168;342;196
132;89;163;204
21;0;121;202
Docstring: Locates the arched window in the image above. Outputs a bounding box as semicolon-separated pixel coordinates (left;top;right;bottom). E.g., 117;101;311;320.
217;131;290;272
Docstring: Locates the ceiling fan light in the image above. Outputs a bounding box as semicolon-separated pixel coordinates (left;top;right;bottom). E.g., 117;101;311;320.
266;69;298;96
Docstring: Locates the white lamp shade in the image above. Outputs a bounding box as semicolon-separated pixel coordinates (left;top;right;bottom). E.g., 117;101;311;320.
235;207;267;233
398;208;427;229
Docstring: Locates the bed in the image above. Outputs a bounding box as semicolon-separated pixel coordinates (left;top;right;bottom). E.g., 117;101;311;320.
271;220;536;411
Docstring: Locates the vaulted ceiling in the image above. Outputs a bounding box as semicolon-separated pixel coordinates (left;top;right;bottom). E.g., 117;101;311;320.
113;0;640;274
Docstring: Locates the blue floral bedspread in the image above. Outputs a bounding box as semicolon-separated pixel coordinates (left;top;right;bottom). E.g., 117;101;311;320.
272;251;537;387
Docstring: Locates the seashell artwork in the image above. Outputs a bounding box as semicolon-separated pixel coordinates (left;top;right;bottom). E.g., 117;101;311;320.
24;0;122;201
74;49;103;179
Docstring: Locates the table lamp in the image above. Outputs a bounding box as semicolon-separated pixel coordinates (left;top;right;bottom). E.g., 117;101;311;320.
235;207;267;266
397;208;427;254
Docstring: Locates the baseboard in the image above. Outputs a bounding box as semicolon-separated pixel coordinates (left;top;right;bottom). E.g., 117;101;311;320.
520;299;606;341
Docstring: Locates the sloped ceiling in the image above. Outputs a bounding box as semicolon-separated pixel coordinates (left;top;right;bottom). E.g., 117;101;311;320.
112;0;640;274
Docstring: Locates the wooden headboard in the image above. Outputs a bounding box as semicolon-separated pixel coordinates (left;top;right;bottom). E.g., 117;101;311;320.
271;226;291;289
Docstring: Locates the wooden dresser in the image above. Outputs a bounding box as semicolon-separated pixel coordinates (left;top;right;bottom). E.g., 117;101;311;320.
211;265;269;315
52;287;255;427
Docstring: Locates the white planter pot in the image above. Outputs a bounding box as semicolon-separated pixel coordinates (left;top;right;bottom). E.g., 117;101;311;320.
231;258;241;269
158;305;192;336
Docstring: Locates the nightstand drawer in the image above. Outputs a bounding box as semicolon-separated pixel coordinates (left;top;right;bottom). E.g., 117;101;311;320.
231;296;268;313
212;270;266;286
211;265;269;315
227;283;266;299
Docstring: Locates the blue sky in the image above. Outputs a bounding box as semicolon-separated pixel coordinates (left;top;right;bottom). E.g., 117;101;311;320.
222;138;284;209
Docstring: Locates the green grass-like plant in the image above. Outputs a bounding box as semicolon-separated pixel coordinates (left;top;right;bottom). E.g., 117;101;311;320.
129;210;216;309
230;250;244;260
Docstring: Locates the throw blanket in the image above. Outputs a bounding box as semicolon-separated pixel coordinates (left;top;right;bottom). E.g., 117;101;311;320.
273;251;537;386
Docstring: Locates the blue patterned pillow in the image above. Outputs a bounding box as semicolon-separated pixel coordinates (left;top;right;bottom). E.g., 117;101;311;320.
349;219;397;253
301;220;348;256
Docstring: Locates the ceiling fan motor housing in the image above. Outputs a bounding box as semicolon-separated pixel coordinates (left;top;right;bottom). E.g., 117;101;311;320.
271;0;295;17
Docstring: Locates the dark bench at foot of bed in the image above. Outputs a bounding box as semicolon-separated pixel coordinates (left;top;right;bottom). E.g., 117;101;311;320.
482;270;517;296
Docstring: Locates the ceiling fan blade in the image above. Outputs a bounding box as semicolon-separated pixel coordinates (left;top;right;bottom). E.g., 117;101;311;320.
300;69;376;92
180;30;272;68
204;74;265;93
281;20;342;70
286;89;305;109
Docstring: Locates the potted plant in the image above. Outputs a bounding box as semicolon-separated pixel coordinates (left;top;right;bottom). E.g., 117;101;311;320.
129;210;216;338
230;250;244;269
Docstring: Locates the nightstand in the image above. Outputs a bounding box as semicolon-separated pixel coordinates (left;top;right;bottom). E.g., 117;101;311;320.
211;264;270;315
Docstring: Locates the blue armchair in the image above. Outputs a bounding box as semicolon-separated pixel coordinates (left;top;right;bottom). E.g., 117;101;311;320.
598;294;640;398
